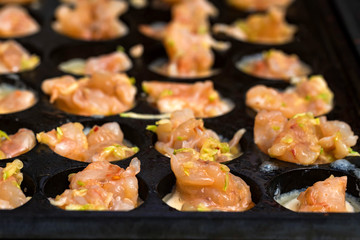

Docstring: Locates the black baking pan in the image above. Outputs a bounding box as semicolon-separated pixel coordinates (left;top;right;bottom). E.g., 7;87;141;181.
0;0;360;239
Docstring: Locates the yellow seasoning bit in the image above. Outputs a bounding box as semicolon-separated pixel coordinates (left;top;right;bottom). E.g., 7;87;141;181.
117;45;125;52
224;172;229;191
77;180;85;187
56;127;63;140
3;159;23;181
271;126;280;131
0;130;10;140
155;119;171;125
167;39;175;47
160;89;173;97
281;102;287;107
20;55;40;71
208;92;218;102
348;147;360;156
146;125;157;133
0;150;6;160
334;131;341;142
281;135;293;144
197;203;210;212
182;161;194;176
173;148;197;155
129;77;136;85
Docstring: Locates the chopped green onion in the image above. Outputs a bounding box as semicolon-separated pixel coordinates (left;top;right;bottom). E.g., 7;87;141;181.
117;45;125;52
129;77;136;85
0;130;9;140
77;180;85;187
146;125;157;133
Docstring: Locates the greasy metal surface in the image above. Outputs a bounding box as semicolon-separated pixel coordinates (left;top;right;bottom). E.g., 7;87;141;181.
0;0;360;239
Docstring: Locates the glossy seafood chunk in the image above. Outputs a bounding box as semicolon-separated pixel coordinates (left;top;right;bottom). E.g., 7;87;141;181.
165;150;254;211
238;49;310;81
59;50;132;76
142;81;232;118
213;7;296;44
0;85;36;114
148;109;244;162
49;158;141;211
140;0;216;39
298;176;347;212
228;0;293;11
0;40;39;74
37;122;138;162
246;75;334;118
0;5;39;38
0;128;36;159
254;111;358;165
0;159;29;209
41;72;136;116
53;0;128;40
162;22;214;77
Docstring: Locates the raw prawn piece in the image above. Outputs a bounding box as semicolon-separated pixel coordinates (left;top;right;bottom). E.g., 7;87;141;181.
41;72;136;116
246;75;334;118
238;49;310;81
0;40;40;74
171;0;217;34
228;0;293;11
165;150;253;212
254;110;358;165
297;176;347;212
142;80;233;118
161;22;214;77
53;0;128;41
0;128;36;159
59;50;132;76
49;158;141;211
0;5;39;38
213;7;296;44
0;85;36;114
37;122;138;163
140;0;217;39
0;159;30;209
148;109;245;162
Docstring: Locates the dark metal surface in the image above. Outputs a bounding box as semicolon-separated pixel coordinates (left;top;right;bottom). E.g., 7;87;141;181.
0;0;360;239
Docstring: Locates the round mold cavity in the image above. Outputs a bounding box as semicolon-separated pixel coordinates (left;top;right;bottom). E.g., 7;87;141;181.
43;166;148;210
50;42;133;76
0;4;42;39
233;47;314;83
143;45;227;81
157;171;261;211
36;119;146;164
268;169;360;212
141;80;236;119
0;119;37;160
0;75;38;115
149;120;250;163
0;161;36;210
